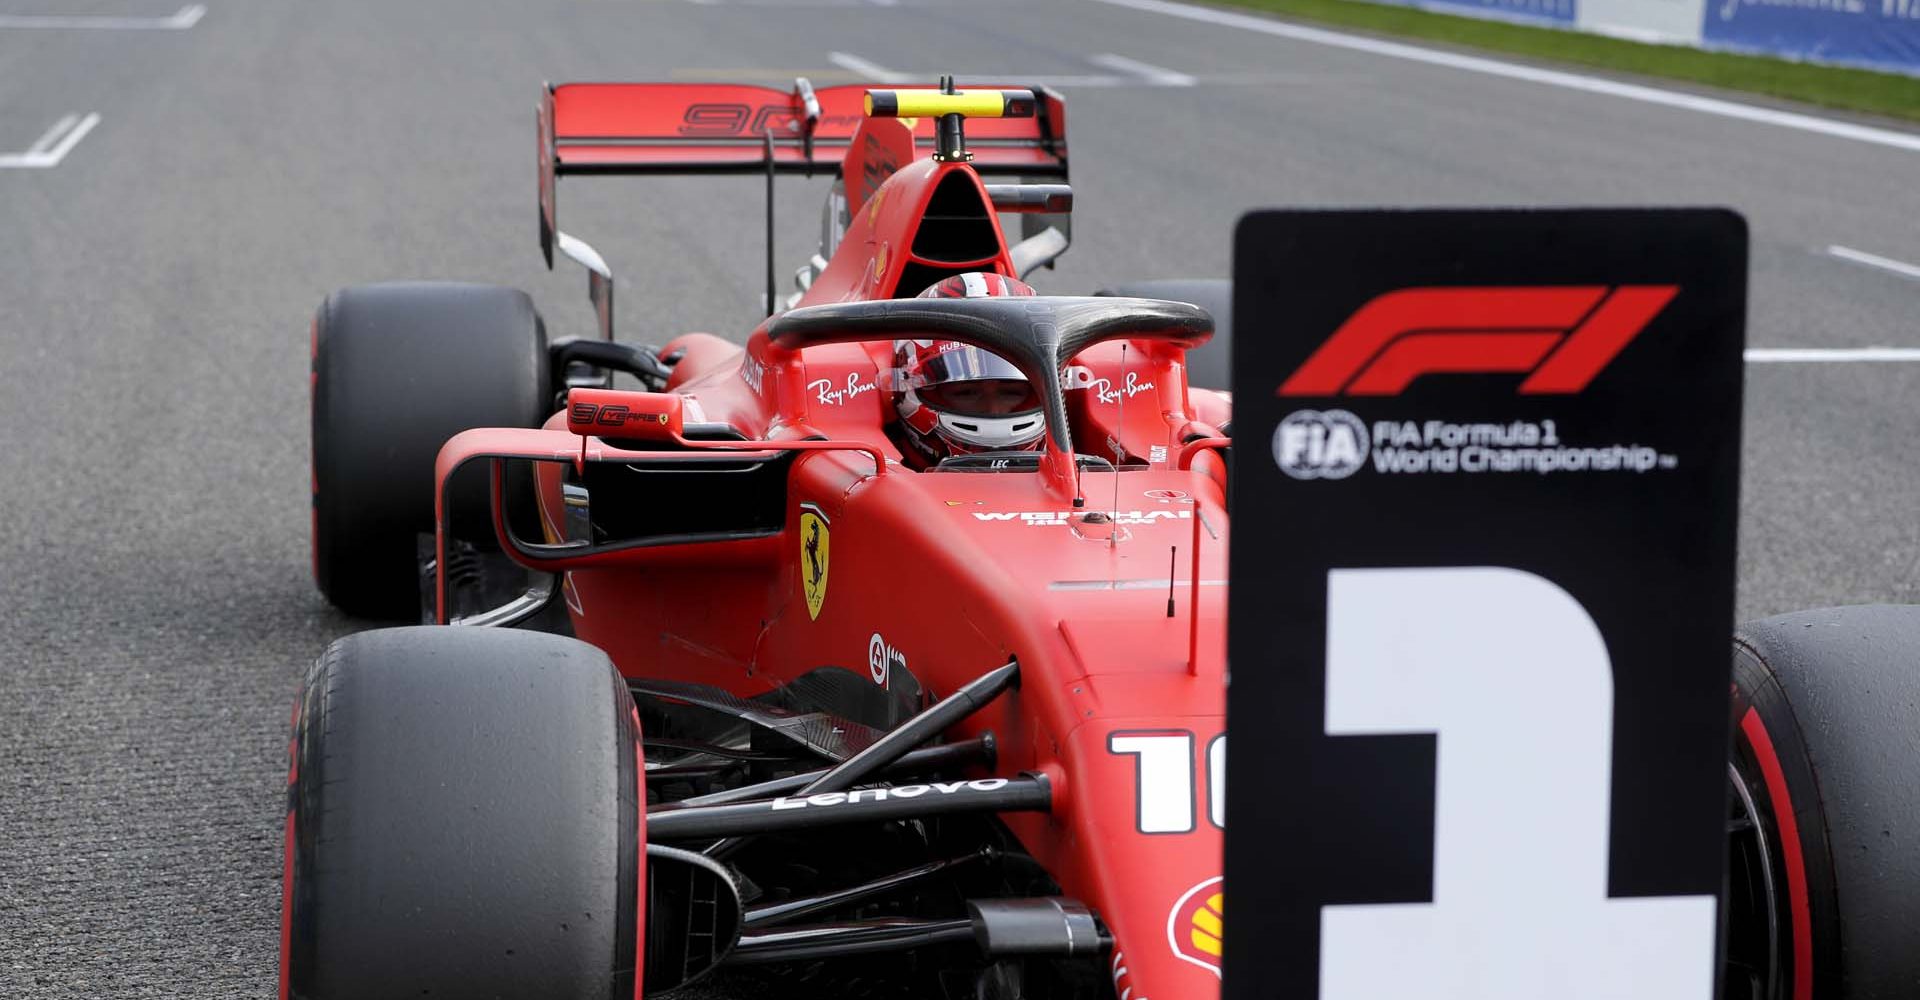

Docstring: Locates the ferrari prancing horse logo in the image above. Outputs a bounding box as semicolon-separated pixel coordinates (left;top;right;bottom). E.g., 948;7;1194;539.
800;505;830;620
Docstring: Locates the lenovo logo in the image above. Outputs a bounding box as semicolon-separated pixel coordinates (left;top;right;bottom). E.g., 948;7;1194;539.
1277;286;1678;397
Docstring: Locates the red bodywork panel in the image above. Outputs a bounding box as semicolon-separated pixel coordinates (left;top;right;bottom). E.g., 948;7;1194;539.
450;117;1229;998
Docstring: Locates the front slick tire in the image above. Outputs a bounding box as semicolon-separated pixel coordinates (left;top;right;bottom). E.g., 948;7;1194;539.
310;282;550;619
1727;606;1920;1000
281;627;643;1000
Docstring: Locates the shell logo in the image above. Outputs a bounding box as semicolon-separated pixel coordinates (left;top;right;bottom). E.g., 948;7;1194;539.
1166;875;1223;977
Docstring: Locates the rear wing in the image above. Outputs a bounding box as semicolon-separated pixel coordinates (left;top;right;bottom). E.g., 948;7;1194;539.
536;80;1068;266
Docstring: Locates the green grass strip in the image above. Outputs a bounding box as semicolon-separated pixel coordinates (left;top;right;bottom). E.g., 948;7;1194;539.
1213;0;1920;123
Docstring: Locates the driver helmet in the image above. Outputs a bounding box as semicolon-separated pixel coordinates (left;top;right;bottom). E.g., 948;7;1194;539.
893;273;1045;464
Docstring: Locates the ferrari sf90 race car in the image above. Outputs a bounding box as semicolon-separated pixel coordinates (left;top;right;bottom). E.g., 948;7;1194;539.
292;78;1920;999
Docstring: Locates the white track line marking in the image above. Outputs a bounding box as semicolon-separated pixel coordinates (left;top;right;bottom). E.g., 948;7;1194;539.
35;113;98;163
1746;348;1920;362
831;51;1208;88
828;51;914;84
1080;0;1920;154
1024;77;1133;87
1826;245;1920;282
0;4;203;29
0;113;100;169
1088;53;1198;86
833;52;1134;88
25;115;79;157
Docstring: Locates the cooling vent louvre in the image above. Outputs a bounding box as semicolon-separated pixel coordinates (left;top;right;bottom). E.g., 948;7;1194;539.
642;845;743;995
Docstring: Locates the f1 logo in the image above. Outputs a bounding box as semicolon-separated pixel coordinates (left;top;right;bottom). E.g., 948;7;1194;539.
1278;286;1678;397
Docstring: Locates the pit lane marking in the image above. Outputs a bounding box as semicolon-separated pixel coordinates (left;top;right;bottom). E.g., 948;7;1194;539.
1080;0;1920;155
0;4;204;29
1826;245;1920;283
0;113;101;170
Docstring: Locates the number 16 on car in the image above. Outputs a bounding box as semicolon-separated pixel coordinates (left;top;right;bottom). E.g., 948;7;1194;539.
1109;731;1225;834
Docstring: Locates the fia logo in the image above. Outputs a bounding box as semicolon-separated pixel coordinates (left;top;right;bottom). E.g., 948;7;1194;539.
1273;409;1368;480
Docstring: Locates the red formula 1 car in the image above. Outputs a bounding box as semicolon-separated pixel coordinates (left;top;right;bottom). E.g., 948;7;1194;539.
293;79;1920;1000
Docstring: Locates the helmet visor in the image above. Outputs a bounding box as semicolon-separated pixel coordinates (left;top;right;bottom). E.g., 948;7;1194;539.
918;378;1041;417
908;344;1026;390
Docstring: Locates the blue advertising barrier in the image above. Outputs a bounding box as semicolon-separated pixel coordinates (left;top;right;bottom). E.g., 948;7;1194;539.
1702;0;1920;75
1418;0;1577;24
1363;0;1920;76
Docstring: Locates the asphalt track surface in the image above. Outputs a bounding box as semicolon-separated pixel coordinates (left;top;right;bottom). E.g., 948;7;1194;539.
1;0;1916;995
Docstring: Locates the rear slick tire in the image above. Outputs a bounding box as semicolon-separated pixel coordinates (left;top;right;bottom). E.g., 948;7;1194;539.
1727;605;1920;1000
281;626;643;1000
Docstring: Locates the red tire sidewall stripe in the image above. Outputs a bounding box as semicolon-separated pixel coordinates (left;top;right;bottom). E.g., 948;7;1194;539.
1740;705;1813;1000
632;704;646;1000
